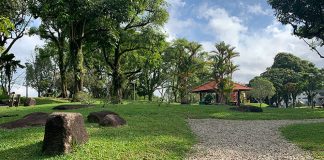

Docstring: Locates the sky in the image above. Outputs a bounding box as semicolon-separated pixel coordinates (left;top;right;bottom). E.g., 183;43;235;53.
7;0;324;97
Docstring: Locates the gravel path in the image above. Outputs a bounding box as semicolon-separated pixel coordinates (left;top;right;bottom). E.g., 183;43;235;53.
187;119;324;160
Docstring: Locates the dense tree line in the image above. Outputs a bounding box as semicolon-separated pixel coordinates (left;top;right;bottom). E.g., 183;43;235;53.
250;53;324;108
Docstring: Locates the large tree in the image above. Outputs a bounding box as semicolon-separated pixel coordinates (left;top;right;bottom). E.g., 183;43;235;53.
26;46;57;97
163;39;206;104
30;0;132;95
94;0;168;104
28;15;69;97
268;0;324;58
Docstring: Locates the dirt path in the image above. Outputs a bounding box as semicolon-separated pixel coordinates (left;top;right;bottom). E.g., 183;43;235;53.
187;119;324;160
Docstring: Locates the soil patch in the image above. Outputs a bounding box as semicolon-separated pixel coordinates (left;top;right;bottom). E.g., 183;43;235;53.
0;112;49;129
52;104;94;110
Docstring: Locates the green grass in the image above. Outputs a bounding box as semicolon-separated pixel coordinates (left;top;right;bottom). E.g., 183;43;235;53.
0;102;323;159
281;123;324;159
245;102;269;107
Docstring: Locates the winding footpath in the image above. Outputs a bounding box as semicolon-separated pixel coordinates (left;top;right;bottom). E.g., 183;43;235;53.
186;119;324;160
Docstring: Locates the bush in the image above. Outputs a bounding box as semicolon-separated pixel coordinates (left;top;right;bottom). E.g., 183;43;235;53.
230;105;263;112
72;91;94;104
204;94;213;105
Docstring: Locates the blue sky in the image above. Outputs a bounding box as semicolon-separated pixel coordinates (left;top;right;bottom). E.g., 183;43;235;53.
8;0;324;96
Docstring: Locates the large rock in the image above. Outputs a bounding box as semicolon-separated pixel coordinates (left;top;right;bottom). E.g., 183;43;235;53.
42;112;88;155
24;98;36;106
0;112;49;129
87;110;119;123
99;114;126;127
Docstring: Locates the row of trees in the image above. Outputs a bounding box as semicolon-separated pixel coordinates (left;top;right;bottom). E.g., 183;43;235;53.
1;0;241;104
250;53;324;108
26;36;240;104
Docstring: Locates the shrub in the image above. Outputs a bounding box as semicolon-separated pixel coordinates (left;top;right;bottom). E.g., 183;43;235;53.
204;94;213;105
72;91;94;104
230;105;263;112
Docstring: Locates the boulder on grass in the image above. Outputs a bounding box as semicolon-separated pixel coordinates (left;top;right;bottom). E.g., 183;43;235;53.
42;112;88;155
99;114;126;127
0;112;49;129
87;110;119;123
24;98;36;106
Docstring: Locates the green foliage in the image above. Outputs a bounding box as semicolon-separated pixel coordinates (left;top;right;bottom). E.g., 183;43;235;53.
26;45;57;97
204;94;214;105
164;39;207;104
0;0;31;55
268;0;324;58
0;17;14;36
0;88;9;99
281;123;324;159
261;52;319;108
230;105;263;112
0;52;24;93
72;91;94;104
210;41;239;104
249;77;275;107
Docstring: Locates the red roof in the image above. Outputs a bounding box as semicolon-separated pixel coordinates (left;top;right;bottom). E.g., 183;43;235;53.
192;81;252;93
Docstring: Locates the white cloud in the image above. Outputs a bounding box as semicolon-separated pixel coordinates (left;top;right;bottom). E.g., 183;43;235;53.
198;5;247;46
5;35;44;63
232;20;324;83
247;4;272;16
164;0;198;42
166;0;185;7
195;4;324;84
11;85;38;97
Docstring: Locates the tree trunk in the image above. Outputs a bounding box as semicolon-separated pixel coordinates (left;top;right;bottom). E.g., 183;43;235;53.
148;92;153;101
70;39;84;94
111;69;123;104
58;46;68;98
60;72;68;98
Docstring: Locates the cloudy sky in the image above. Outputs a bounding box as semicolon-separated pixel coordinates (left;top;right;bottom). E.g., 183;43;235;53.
164;0;324;83
8;0;324;96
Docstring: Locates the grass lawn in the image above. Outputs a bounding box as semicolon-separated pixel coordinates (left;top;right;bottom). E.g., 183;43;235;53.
280;123;324;160
0;102;323;159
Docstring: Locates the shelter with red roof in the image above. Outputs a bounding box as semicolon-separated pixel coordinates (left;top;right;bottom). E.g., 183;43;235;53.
192;81;252;106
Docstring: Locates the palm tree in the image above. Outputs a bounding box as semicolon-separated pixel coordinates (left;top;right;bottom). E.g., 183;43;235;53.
210;41;239;104
0;53;24;94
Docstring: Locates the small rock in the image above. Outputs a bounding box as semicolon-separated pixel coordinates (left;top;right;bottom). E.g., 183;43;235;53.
99;114;126;127
42;112;88;155
24;98;36;106
87;110;119;123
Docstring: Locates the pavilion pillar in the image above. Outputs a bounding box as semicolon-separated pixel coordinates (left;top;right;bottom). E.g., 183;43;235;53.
199;92;202;102
237;90;241;106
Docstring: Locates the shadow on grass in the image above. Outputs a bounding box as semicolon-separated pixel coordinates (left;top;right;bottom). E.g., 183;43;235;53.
0;141;47;160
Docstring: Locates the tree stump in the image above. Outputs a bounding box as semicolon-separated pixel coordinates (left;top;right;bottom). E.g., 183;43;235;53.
42;112;88;155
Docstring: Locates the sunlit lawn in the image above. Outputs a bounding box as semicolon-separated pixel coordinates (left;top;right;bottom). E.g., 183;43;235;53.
281;123;324;160
0;101;323;159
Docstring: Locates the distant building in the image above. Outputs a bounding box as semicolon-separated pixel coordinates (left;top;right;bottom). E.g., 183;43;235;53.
296;90;324;106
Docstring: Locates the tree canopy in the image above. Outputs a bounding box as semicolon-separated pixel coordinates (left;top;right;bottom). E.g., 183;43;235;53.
268;0;324;58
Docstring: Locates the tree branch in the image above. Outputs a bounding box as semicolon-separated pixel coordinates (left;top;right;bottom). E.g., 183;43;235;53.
302;38;324;58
